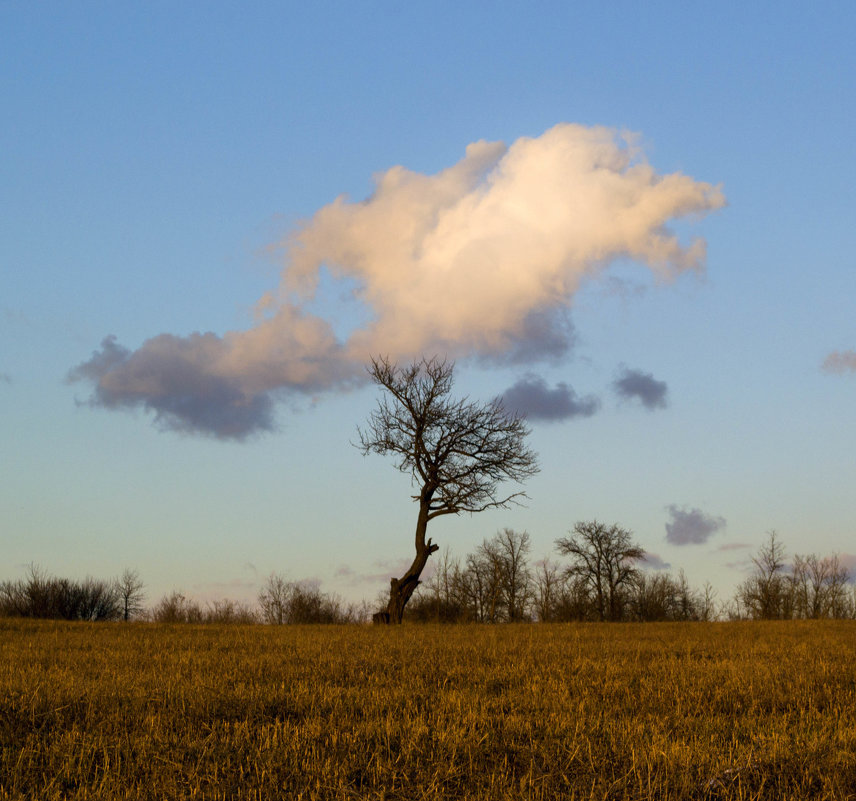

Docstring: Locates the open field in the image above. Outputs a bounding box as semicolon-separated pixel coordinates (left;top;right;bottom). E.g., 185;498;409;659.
1;620;855;800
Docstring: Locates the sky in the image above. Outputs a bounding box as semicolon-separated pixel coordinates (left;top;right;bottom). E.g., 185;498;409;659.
2;2;855;611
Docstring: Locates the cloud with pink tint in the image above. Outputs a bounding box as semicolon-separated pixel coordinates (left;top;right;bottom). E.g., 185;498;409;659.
641;552;671;570
69;124;724;439
837;553;856;582
335;559;413;586
822;350;856;373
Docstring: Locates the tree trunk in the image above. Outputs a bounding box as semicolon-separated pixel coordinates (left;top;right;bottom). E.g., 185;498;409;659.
376;501;438;624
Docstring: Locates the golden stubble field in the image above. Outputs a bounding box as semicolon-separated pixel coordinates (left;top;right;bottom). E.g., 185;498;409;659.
1;619;855;800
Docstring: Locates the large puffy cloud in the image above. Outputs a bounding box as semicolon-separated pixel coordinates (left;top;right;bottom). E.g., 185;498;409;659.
70;123;724;439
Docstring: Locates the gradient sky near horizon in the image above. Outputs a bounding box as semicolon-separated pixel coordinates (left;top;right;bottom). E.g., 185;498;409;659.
2;2;855;610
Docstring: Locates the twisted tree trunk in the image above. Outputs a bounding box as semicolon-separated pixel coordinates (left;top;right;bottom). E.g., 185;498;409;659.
376;501;438;624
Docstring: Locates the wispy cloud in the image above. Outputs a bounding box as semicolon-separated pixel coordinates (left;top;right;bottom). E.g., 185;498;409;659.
665;505;726;545
69;124;724;439
614;367;668;410
641;552;671;570
335;559;412;585
2;307;30;325
499;373;599;422
822;350;856;374
0;373;10;385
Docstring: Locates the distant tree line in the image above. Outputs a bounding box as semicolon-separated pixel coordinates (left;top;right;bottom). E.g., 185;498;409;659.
0;566;366;624
406;525;855;623
406;524;720;623
141;577;371;624
2;528;853;624
726;531;853;621
0;566;145;621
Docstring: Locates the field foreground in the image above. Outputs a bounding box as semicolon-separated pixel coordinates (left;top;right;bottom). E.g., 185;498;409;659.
1;620;855;800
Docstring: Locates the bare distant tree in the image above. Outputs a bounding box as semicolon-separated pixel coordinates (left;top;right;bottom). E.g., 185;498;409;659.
427;547;459;612
554;573;595;621
457;542;504;623
827;555;852;618
357;356;538;623
631;572;678;621
77;577;122;621
556;521;645;621
699;581;719;622
792;554;819;619
0;565;120;621
258;573;353;624
673;569;701;621
792;552;851;619
737;531;791;620
116;568;146;621
205;599;259;624
493;528;533;621
258;573;291;625
411;547;469;623
152;591;195;623
533;558;563;622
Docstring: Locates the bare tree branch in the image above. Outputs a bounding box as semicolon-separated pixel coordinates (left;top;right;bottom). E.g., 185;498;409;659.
556;521;644;622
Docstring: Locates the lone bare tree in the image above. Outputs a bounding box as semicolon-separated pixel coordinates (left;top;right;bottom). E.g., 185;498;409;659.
357;356;538;623
116;568;146;621
556;521;645;621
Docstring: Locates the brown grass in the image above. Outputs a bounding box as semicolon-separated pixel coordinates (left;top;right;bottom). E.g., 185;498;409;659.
1;619;855;799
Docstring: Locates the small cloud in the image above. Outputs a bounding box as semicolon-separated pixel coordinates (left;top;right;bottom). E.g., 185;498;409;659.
2;307;30;325
334;565;356;580
613;367;668;410
334;559;412;585
822;350;856;374
0;373;10;385
500;373;599;422
716;542;752;552
642;552;671;570
665;505;726;545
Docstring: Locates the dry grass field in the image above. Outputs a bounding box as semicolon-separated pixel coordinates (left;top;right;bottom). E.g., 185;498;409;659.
1;619;855;800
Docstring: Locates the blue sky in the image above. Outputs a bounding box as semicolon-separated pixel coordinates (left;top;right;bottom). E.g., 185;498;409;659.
2;2;855;609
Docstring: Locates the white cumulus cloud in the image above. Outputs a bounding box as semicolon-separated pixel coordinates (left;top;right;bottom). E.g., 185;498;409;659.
70;123;725;439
